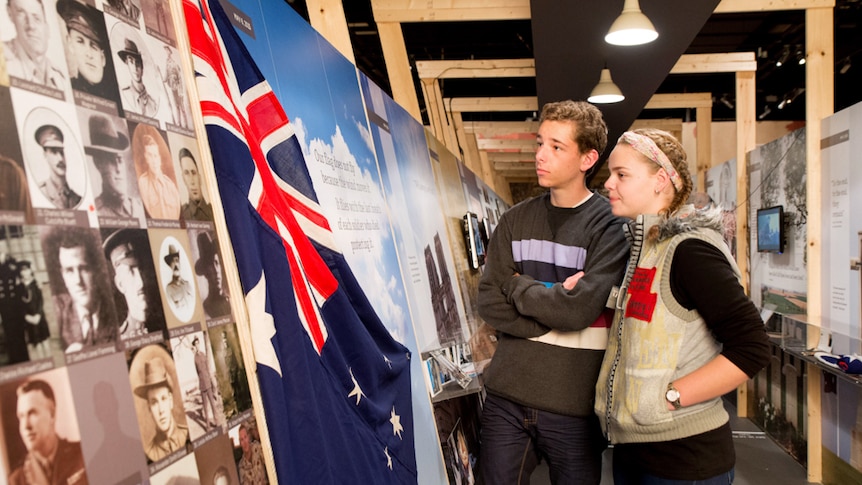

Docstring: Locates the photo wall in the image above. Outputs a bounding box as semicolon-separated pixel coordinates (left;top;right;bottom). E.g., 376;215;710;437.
426;133;509;373
704;159;739;260
425;136;478;340
360;72;468;354
0;0;260;482
747;127;808;317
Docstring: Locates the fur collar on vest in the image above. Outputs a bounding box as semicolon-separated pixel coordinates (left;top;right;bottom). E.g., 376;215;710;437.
644;204;725;243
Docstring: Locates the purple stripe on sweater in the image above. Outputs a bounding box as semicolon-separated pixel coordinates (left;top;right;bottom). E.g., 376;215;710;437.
512;239;586;269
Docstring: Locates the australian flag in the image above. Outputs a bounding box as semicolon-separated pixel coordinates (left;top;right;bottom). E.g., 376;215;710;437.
182;0;417;482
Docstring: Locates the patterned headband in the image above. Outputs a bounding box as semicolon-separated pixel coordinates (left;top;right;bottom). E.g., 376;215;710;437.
618;131;683;191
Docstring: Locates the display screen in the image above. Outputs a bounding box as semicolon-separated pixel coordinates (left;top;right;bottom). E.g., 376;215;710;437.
757;205;784;253
463;212;485;269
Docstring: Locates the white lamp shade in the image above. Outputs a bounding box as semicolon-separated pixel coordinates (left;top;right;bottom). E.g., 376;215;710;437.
605;0;658;46
588;69;624;104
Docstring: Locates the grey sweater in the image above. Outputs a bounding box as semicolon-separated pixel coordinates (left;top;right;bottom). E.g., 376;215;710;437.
478;192;629;416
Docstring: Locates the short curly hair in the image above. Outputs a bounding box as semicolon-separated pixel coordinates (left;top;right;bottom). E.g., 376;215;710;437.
539;100;608;155
42;226;109;296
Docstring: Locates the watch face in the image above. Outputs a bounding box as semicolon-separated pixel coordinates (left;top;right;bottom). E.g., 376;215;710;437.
666;389;680;402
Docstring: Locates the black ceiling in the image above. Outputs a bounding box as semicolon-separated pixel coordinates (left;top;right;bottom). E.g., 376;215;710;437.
531;0;720;162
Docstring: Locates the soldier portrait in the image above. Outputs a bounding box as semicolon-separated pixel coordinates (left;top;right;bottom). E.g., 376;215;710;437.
128;343;190;463
56;0;121;103
83;111;145;222
102;227;166;341
158;235;196;323
2;0;67;91
22;106;89;212
0;369;88;485
131;123;180;220
41;225;117;353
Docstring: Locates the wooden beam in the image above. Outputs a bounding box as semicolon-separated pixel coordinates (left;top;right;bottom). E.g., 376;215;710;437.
644;93;713;110
306;0;354;63
695;106;712;192
478;151;499;201
805;5;832;340
805;8;834;482
486;152;536;162
464;121;538;135
447;93;713;114
493;161;536;174
671;52;757;74
377;22;422;121
735;70;756;295
715;0;833;13
629;118;683;132
446;96;538;113
416;53;753;82
451;112;482;175
420;78;458;152
465;119;682;138
415;59;535;79
370;0;530;22
476;138;535;151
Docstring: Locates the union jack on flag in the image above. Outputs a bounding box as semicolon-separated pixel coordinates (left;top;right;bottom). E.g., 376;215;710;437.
182;0;417;482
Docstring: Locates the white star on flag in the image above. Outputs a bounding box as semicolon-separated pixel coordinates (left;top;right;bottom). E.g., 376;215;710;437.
246;273;281;376
390;406;403;439
383;354;392;369
384;447;393;470
347;368;365;405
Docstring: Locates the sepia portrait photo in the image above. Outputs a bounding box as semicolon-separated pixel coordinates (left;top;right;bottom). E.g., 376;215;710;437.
157;235;196;324
40;225;118;355
127;343;190;464
0;367;88;485
81;109;147;225
101;227;167;342
21;103;89;211
130;122;180;220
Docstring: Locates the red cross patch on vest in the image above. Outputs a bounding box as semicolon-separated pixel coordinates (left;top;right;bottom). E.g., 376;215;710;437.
625;266;657;322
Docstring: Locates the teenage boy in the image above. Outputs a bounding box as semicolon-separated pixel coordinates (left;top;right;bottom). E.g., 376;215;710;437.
477;100;629;484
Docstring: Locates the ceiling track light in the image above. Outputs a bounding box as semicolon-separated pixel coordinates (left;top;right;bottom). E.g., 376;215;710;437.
588;68;625;104
840;58;851;74
758;105;772;120
605;0;658;46
776;46;790;67
719;93;734;109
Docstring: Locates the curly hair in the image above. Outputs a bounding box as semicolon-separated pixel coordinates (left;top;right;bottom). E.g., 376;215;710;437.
539;100;608;156
42;226;110;297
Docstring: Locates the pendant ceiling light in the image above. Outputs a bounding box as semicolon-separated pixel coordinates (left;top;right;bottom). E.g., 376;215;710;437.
588;68;624;104
605;0;658;46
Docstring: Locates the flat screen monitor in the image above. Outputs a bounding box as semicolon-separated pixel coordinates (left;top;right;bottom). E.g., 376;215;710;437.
463;212;485;269
756;205;784;253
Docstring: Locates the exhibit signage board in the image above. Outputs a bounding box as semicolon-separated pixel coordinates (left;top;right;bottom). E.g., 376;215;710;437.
747;128;808;317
